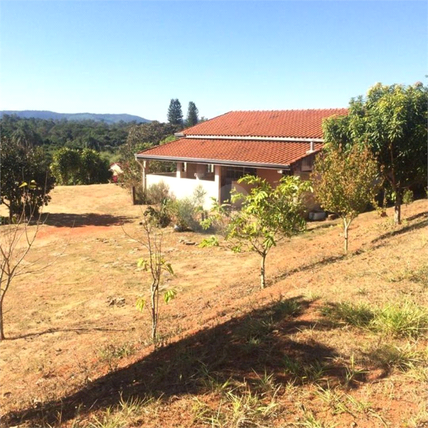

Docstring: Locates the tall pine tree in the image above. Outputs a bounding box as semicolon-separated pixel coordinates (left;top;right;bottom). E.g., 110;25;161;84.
167;99;183;128
186;101;199;127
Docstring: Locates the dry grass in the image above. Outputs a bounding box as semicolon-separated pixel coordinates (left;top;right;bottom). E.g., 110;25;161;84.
0;184;427;428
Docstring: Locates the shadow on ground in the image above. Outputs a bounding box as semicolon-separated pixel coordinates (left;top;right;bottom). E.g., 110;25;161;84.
3;296;370;427
371;216;427;245
41;213;135;227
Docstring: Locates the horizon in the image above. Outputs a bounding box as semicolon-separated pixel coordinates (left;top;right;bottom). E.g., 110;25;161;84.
0;1;425;122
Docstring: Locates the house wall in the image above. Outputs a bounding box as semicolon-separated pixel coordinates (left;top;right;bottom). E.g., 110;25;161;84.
146;173;219;210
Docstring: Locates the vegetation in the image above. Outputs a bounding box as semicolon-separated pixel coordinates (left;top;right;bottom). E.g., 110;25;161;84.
206;175;311;289
323;82;428;224
50;147;110;185
0;113;133;158
0;205;41;340
0;136;55;218
167;98;184;128
185;101;199;127
1;184;427;428
311;145;380;253
133;220;175;346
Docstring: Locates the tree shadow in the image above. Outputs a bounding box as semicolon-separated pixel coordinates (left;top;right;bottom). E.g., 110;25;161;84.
3;296;371;427
6;326;130;340
272;254;346;284
371;216;427;245
40;213;135;228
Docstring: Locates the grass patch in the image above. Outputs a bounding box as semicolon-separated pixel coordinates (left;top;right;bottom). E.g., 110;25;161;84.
321;300;428;338
366;343;428;372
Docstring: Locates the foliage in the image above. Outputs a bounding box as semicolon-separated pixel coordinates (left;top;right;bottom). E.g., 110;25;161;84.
118;122;177;192
185;101;199;127
134;220;175;346
311;145;380;253
171;186;206;231
143;183;175;228
322;300;428;338
0;136;54;217
199;235;219;248
143;202;173;228
223;175;310;289
323;82;428;224
146;181;173;205
50;147;110;185
167;99;183;128
0;114;132;157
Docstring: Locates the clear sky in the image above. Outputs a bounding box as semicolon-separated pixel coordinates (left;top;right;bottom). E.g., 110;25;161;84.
0;1;426;122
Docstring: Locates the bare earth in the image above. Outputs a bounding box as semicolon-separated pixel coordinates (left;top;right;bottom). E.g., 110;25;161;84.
1;184;427;427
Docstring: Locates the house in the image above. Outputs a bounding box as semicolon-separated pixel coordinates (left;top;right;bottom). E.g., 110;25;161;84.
135;109;347;209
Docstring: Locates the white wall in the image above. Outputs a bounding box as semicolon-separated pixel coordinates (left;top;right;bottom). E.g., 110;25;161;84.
146;174;219;210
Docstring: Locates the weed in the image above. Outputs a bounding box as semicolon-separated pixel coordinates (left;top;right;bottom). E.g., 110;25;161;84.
366;343;427;372
321;301;375;328
372;301;428;338
343;354;368;388
321;300;428;338
87;395;158;428
98;342;136;370
300;410;334;428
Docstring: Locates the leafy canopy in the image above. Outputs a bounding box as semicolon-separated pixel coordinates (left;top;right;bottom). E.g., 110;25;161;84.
226;175;311;288
322;82;427;224
311;145;380;253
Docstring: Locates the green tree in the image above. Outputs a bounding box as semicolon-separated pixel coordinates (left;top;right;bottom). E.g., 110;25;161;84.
50;147;110;185
323;82;428;224
311;146;380;254
185;101;199;127
79;148;110;184
225;175;310;289
0;137;54;218
167;99;183;127
50;147;81;185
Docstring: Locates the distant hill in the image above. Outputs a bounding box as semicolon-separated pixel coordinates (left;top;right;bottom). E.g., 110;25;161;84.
0;110;150;124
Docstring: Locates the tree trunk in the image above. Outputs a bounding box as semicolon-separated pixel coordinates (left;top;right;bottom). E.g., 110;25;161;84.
151;282;158;346
0;296;5;340
394;189;402;225
260;253;267;289
343;221;349;254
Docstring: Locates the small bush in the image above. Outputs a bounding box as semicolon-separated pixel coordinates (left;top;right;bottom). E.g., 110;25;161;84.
143;200;172;228
171;186;206;231
146;181;172;205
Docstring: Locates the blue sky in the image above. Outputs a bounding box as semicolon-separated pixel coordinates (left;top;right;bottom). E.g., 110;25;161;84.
0;1;426;122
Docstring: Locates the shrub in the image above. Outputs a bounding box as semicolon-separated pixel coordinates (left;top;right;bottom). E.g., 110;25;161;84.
171;186;206;231
146;181;173;205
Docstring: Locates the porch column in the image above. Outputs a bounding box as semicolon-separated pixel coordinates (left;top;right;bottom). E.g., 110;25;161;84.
142;160;147;192
177;162;183;178
214;165;221;203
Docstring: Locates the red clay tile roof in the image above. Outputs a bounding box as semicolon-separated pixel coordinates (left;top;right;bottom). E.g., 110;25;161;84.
137;138;323;168
182;109;348;139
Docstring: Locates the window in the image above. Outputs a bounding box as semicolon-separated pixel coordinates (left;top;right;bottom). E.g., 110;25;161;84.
225;167;256;181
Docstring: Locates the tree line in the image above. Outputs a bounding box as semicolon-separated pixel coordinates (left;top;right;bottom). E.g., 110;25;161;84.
0;99;203;217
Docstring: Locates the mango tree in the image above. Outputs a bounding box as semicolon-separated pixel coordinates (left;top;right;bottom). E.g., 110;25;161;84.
323;82;427;224
227;175;310;289
311;145;379;254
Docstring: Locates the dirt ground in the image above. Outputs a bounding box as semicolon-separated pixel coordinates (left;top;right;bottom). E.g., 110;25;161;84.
1;184;427;427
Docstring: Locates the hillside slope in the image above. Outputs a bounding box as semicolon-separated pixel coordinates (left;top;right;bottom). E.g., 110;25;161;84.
1;184;427;428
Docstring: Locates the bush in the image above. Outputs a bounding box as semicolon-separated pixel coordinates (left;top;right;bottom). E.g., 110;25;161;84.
171;186;206;231
146;181;173;205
